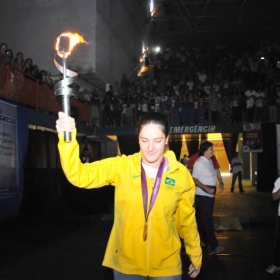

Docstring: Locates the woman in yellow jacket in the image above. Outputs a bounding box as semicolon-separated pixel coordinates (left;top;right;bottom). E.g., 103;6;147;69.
56;111;202;279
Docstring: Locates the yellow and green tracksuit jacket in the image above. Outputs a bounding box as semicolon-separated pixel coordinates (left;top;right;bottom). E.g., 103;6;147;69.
58;130;202;277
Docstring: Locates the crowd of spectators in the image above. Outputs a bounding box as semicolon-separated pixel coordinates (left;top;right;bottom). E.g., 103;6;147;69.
0;42;54;89
89;38;280;127
0;41;104;104
2;38;280;128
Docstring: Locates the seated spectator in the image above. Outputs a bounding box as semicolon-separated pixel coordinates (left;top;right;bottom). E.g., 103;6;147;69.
23;58;33;76
31;65;40;80
0;42;11;65
12;52;24;72
5;49;13;64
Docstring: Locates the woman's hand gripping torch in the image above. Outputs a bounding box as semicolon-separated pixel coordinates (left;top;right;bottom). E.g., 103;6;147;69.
54;32;89;142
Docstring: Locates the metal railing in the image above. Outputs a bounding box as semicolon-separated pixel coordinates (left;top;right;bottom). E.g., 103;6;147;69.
0;64;91;123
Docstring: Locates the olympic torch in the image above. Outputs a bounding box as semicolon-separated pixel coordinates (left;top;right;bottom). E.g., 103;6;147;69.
54;32;89;142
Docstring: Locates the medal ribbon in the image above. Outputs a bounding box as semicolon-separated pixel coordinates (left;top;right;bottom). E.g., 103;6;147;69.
141;157;165;241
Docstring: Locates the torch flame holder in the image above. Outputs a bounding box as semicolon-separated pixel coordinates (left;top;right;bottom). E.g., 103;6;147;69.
54;54;78;142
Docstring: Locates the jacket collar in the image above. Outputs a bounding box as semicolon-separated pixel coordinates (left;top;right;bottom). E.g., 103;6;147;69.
132;150;180;174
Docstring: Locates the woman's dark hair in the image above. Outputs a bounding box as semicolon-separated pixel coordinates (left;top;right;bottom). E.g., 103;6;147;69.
199;141;213;156
16;52;23;58
0;42;7;49
137;112;169;138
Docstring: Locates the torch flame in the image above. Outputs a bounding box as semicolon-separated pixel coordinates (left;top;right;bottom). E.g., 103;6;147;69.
55;32;89;58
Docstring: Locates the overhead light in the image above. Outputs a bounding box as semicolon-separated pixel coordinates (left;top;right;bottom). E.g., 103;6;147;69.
154;46;160;53
150;0;154;15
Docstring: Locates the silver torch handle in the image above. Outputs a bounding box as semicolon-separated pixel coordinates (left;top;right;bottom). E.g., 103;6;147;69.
62;53;71;142
54;52;78;143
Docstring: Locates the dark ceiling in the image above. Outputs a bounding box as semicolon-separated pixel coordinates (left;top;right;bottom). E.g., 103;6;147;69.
147;0;280;46
75;0;280;92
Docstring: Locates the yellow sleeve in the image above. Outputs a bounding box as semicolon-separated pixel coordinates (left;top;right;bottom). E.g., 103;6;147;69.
175;174;202;269
58;129;122;188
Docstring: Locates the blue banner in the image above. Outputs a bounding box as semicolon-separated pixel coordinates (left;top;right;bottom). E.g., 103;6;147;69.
0;100;28;220
0;101;17;199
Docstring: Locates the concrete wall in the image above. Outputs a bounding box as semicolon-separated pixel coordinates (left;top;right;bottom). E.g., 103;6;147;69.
0;0;148;90
0;0;96;75
96;0;148;86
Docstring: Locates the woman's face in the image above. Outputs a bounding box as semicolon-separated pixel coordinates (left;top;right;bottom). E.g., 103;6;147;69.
17;53;23;60
139;123;168;168
204;145;214;159
1;44;7;54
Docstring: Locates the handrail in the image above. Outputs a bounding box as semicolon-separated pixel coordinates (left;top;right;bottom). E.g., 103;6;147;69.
0;64;91;123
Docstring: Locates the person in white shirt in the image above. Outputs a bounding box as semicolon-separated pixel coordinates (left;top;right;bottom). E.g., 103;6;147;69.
197;71;207;84
192;141;225;255
187;80;194;91
230;152;245;193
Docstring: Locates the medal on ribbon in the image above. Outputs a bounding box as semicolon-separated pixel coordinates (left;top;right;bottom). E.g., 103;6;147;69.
141;157;165;241
143;221;148;241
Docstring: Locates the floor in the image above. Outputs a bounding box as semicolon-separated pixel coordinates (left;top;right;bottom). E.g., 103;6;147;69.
0;178;279;280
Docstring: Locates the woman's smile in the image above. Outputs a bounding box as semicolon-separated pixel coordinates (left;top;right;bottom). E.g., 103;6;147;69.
139;123;168;168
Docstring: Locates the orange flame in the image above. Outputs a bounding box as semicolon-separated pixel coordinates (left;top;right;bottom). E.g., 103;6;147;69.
55;32;89;58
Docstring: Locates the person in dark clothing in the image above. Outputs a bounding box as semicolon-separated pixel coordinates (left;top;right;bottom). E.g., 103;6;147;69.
266;177;280;274
230;152;245;193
